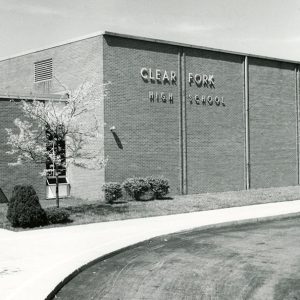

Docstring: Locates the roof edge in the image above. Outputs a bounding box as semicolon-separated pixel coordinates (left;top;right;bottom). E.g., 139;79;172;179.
0;93;69;102
0;31;105;62
103;31;300;65
0;30;299;65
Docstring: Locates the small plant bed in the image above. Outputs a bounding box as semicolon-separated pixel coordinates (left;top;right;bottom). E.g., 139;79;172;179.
1;185;300;231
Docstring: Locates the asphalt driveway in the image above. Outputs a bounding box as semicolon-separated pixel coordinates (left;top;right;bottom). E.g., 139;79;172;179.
55;217;300;300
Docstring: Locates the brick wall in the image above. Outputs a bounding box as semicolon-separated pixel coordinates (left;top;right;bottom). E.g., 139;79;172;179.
248;58;298;188
0;36;102;94
0;36;105;200
0;100;45;199
103;36;181;194
185;49;245;193
103;35;300;195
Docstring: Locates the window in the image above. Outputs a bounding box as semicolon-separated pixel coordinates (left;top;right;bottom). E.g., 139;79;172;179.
34;58;53;82
45;125;70;199
45;124;66;177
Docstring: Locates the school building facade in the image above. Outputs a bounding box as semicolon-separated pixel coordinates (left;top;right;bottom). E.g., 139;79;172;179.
0;31;299;200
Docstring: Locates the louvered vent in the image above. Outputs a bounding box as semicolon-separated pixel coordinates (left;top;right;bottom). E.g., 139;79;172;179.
34;58;53;82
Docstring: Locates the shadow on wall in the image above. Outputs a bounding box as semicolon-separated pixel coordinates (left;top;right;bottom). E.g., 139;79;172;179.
112;132;123;149
0;187;8;203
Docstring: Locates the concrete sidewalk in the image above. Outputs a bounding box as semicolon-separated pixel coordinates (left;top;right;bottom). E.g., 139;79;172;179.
1;200;300;300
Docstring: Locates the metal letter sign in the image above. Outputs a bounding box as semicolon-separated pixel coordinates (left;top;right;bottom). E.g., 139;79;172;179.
142;67;224;106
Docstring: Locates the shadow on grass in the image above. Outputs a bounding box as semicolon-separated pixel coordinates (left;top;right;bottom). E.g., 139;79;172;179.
52;219;73;225
157;196;174;200
64;196;173;217
65;203;130;216
112;200;128;204
135;196;174;202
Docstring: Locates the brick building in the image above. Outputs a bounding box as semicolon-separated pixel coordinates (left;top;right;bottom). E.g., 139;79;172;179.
0;31;299;201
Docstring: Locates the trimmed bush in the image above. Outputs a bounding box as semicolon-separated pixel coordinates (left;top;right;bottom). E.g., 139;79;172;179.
122;177;151;201
102;182;122;204
45;207;71;224
122;176;170;201
146;176;170;199
7;185;47;228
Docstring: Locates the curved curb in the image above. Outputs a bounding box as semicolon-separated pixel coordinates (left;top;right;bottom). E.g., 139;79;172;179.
45;211;300;300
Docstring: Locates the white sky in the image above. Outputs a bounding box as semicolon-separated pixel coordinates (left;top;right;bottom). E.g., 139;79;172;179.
0;0;300;61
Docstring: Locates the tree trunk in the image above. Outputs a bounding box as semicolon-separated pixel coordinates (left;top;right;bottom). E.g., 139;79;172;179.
55;168;59;208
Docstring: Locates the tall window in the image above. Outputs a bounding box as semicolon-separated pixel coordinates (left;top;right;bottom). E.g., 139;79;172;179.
45;124;66;177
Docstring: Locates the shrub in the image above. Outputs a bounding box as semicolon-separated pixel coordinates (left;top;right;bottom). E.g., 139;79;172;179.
102;182;122;204
7;185;47;228
45;207;71;224
122;177;151;200
146;176;170;199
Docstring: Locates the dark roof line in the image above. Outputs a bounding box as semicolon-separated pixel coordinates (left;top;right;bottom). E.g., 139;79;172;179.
0;30;299;65
103;31;300;65
0;93;68;102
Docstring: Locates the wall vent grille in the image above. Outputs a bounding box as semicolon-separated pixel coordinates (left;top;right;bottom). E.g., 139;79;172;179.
34;58;53;82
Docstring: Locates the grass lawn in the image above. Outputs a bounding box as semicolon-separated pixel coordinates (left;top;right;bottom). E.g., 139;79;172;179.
53;216;300;300
1;185;300;230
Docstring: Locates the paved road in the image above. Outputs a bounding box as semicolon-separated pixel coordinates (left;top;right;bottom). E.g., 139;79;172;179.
54;217;300;300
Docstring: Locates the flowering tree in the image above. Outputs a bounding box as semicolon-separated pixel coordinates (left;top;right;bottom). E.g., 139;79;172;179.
6;81;108;207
